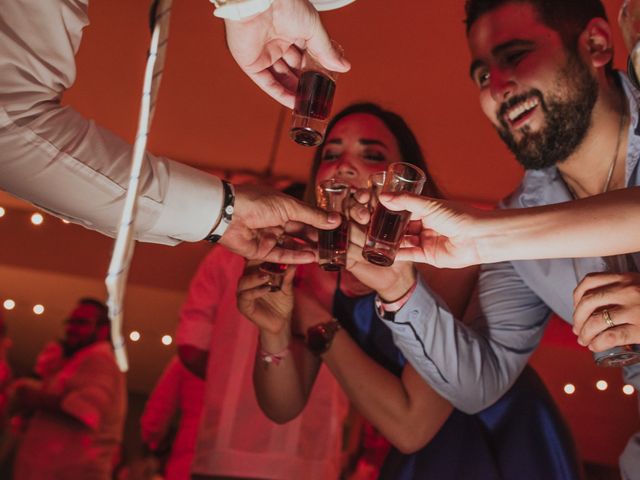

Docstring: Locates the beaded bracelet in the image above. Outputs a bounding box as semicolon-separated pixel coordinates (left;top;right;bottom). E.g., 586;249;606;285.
258;344;291;366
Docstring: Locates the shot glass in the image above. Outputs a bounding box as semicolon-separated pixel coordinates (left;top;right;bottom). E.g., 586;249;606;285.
574;256;640;367
594;344;640;367
362;162;425;267
316;179;350;271
258;261;287;292
368;171;386;212
289;45;341;147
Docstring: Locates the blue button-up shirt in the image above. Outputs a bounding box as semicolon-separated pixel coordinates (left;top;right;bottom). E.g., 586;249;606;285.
383;73;640;479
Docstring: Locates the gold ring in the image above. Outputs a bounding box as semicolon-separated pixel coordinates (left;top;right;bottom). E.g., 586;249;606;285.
602;309;615;329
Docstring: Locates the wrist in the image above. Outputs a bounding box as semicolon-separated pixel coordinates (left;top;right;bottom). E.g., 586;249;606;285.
204;180;235;243
375;280;417;320
259;329;291;354
472;209;529;264
377;268;417;303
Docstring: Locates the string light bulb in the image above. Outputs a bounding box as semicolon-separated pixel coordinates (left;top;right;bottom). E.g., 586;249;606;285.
563;384;576;395
3;299;15;310
623;384;635;396
129;331;141;342
33;304;44;315
31;213;44;225
596;380;608;391
161;335;173;346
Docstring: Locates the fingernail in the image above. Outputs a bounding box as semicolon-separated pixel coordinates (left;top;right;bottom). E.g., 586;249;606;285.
328;212;341;224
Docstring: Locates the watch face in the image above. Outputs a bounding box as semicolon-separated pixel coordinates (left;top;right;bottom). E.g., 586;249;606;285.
307;326;328;355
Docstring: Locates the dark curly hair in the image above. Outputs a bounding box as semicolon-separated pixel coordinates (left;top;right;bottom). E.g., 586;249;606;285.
78;297;110;327
465;0;608;52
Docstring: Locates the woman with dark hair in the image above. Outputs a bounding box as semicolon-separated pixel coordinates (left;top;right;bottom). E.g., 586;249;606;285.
304;103;441;203
237;103;582;479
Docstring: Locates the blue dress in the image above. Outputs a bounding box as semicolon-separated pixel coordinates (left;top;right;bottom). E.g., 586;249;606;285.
333;288;582;480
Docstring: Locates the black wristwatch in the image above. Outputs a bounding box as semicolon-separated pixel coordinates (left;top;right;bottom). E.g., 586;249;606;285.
205;180;235;243
306;319;341;356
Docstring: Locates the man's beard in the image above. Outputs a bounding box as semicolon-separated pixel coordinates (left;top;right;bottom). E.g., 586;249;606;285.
62;333;98;358
495;54;599;170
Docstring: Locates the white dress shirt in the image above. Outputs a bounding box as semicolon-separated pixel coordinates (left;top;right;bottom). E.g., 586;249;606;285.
0;0;354;245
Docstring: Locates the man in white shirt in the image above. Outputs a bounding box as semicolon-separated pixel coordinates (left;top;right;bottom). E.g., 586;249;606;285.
0;0;354;261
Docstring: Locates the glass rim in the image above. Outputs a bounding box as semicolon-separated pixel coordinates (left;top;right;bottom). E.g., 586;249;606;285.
317;178;350;192
369;171;386;184
387;162;426;183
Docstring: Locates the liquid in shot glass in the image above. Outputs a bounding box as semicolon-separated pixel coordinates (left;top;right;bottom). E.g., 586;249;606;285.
258;261;287;292
289;46;341;147
368;171;386;212
362;163;425;267
316;179;350;271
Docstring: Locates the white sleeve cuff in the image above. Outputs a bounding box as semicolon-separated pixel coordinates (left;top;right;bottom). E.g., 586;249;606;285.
151;161;223;243
310;0;356;11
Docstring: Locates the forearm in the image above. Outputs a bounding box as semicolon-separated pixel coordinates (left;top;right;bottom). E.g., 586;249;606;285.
0;0;221;245
322;331;451;453
476;188;640;262
252;332;312;423
381;270;545;413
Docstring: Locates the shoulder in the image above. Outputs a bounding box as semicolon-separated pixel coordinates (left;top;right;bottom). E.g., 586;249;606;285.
75;342;119;372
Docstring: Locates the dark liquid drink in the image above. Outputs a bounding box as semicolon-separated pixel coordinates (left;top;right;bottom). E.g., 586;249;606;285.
259;262;288;292
362;206;411;267
290;71;336;147
318;215;348;271
294;71;336;119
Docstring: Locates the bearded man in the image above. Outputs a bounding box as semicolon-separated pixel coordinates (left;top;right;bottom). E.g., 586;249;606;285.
373;1;640;478
11;298;126;480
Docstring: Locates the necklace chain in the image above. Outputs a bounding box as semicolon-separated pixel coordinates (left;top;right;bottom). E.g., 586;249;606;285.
565;106;627;199
602;107;627;194
570;104;627;282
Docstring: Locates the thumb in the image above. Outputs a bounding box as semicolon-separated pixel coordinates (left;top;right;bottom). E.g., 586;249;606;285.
285;199;342;230
306;30;350;72
379;192;431;220
280;266;297;294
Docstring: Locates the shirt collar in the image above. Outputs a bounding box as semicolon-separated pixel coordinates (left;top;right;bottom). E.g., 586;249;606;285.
507;71;640;208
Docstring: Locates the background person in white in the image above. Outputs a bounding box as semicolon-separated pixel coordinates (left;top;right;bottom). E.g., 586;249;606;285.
141;356;205;480
176;246;348;480
0;0;353;260
10;298;126;480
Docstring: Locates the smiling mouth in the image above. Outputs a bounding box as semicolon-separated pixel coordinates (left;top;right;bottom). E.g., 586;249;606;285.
504;98;540;127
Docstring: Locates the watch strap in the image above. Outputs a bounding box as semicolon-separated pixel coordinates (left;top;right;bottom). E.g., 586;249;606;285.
306;319;341;355
205;180;235;243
